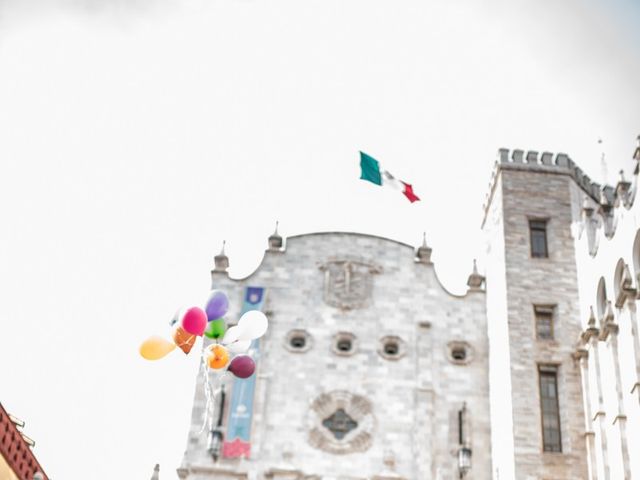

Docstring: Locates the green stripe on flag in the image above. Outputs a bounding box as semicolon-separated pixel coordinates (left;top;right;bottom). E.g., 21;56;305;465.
359;151;382;185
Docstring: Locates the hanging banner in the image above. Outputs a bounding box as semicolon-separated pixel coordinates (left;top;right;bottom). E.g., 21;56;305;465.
222;286;265;458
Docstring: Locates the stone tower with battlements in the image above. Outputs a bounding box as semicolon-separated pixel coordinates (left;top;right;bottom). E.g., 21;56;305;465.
482;149;593;479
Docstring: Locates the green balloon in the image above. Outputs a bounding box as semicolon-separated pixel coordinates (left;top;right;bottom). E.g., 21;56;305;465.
204;318;227;339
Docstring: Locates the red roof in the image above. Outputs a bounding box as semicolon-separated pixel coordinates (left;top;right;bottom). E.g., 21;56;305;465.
0;403;48;480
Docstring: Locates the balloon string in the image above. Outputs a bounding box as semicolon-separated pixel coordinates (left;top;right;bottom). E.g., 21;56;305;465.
199;353;217;434
198;351;230;434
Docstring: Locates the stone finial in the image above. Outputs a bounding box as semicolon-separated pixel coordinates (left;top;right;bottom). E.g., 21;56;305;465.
416;233;432;264
466;259;485;291
588;306;597;328
582;306;600;341
616;169;632;205
268;221;283;251
634;134;640;160
213;241;229;273
622;264;634;291
600;301;618;339
603;300;615;323
150;464;160;480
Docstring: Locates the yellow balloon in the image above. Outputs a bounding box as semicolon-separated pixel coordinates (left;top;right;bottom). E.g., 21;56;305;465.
139;335;177;360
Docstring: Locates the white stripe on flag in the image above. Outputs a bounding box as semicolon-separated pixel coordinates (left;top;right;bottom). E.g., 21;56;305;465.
382;169;403;190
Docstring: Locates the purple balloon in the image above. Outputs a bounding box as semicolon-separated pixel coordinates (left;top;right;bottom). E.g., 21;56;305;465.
205;290;229;321
228;355;256;379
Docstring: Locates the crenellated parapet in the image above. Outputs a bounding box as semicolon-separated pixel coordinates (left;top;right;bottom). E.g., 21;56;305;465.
483;149;602;222
483;135;640;258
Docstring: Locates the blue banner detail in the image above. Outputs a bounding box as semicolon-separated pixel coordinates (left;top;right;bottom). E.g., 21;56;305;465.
223;286;265;458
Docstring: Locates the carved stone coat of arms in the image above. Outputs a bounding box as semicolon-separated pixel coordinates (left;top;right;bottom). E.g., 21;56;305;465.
319;259;381;310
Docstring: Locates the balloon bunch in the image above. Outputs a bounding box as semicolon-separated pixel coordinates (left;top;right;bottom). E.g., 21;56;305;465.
138;290;269;380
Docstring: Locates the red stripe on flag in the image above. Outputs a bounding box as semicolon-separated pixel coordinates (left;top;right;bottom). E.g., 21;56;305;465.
401;182;420;203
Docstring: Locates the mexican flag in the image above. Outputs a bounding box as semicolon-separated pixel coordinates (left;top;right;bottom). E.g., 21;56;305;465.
359;151;420;203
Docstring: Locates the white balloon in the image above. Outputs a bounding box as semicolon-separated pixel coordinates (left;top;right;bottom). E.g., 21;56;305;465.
237;310;268;341
226;339;252;353
221;325;243;345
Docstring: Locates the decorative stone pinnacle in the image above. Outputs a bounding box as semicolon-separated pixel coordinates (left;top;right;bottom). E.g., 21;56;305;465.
467;259;485;290
604;301;615;321
150;464;160;480
588;306;597;328
582;307;600;341
213;240;229;272
416;232;432;264
622;264;635;290
268;221;283;250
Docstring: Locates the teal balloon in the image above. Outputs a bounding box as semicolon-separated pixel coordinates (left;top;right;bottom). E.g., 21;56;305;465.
204;319;227;339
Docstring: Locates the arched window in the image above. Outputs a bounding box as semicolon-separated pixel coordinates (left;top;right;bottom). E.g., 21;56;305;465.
613;258;626;308
596;277;607;321
633;230;640;283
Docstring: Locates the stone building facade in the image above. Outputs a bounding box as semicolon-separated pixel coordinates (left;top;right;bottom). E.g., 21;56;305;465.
178;135;640;480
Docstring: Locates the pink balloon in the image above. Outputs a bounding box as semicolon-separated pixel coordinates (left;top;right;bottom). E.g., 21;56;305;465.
181;307;207;336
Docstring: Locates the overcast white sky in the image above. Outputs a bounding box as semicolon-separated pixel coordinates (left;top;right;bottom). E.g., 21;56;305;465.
0;0;638;478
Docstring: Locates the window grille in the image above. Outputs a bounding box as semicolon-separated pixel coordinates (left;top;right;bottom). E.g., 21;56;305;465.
530;219;548;258
534;305;554;340
538;366;562;452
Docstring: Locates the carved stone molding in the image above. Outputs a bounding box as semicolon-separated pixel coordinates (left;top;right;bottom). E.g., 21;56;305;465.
307;391;375;454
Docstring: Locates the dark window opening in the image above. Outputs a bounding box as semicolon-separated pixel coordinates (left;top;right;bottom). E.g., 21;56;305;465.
290;336;306;349
535;306;555;340
530;219;549;258
539;366;562;452
337;339;352;352
322;409;358;440
384;342;399;356
451;348;467;361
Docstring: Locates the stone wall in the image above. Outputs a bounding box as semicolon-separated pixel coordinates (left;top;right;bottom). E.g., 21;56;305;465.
179;233;491;479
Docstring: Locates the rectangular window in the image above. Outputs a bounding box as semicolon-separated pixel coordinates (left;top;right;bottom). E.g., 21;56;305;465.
530;219;548;258
539;366;562;452
535;305;555;340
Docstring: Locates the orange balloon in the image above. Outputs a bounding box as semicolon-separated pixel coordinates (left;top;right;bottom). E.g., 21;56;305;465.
173;325;196;354
206;344;230;369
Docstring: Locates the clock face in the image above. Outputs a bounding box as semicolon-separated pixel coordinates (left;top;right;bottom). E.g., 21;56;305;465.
320;260;378;310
